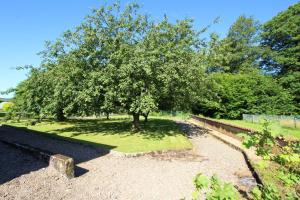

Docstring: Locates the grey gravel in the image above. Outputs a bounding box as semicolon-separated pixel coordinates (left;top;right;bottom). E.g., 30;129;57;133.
0;122;254;200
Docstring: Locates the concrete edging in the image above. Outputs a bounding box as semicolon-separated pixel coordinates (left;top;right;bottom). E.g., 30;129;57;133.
0;139;74;179
191;115;257;137
109;147;193;158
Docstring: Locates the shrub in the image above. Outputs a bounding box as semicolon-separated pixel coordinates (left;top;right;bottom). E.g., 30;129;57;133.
192;173;240;200
251;184;281;200
2;102;14;112
195;72;295;119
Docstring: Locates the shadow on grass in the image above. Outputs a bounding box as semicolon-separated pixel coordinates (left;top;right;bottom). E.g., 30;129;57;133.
51;118;184;140
0;117;186;184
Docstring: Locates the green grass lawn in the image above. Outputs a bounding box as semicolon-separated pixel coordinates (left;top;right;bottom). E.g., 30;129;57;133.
217;118;300;140
4;116;192;153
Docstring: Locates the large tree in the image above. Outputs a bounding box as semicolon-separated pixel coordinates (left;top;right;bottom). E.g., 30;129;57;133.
260;2;300;75
260;2;300;112
12;3;205;129
207;15;261;73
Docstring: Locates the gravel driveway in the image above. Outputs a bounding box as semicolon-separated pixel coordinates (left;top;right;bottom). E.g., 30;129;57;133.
0;122;255;200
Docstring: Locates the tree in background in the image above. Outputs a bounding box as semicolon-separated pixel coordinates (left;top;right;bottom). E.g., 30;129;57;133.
195;72;295;119
207;15;261;73
260;2;300;112
11;1;299;125
260;2;300;75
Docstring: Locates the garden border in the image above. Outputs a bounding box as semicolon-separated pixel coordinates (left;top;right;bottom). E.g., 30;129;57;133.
0;136;74;179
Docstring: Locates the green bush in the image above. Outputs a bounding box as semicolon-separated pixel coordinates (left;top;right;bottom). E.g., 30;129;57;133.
0;112;5;118
243;120;275;157
192;173;240;200
2;102;13;112
194;72;295;119
251;184;281;200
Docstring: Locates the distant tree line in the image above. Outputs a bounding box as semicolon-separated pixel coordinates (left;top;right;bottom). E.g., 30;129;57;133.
10;2;300;128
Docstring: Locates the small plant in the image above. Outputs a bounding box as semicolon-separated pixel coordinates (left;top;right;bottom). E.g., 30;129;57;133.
276;170;300;187
2;102;14;112
251;184;281;200
192;173;240;200
243;119;275;158
273;147;300;171
272;140;300;173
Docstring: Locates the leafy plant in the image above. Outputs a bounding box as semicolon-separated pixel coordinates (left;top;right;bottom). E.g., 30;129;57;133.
243;119;275;157
271;141;300;173
192;173;240;200
276;170;300;187
251;184;281;200
2;102;13;111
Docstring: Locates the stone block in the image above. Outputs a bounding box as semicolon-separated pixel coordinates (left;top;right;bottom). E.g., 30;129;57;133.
49;154;74;179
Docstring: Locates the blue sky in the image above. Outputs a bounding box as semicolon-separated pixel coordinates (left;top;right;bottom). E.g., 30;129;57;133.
0;0;298;97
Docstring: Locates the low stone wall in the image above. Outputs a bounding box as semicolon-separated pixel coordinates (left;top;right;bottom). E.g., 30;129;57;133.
191;115;256;140
0;139;74;179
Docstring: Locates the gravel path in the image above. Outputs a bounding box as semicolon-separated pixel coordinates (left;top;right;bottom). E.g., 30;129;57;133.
0;142;47;185
0;122;255;200
0;125;110;164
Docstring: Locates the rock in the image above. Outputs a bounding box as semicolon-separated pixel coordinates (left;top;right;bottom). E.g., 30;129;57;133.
49;154;74;179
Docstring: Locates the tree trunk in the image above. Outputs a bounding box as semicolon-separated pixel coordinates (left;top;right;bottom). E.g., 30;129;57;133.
106;112;109;120
132;113;140;130
56;108;66;121
143;111;150;123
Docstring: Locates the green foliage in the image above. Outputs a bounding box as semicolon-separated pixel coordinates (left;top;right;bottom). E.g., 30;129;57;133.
192;173;240;200
280;72;300;113
10;1;300;128
243;120;275;157
0;112;5;118
273;145;300;171
251;184;281;200
2;102;13;111
197;5;300;118
193;173;210;191
260;2;300;75
252;161;300;199
195;72;295;119
276;170;300;187
260;2;300;114
12;2;204;129
244;120;300;198
207;15;261;73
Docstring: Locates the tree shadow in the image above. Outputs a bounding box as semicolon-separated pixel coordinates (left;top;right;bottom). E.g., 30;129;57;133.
0;141;48;184
51;118;185;140
0;117;187;184
175;120;210;137
0;124;116;184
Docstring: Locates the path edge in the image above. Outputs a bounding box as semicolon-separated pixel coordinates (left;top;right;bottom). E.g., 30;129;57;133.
187;119;265;186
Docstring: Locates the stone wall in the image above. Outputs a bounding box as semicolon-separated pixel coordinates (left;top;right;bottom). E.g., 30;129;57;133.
191;115;256;140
